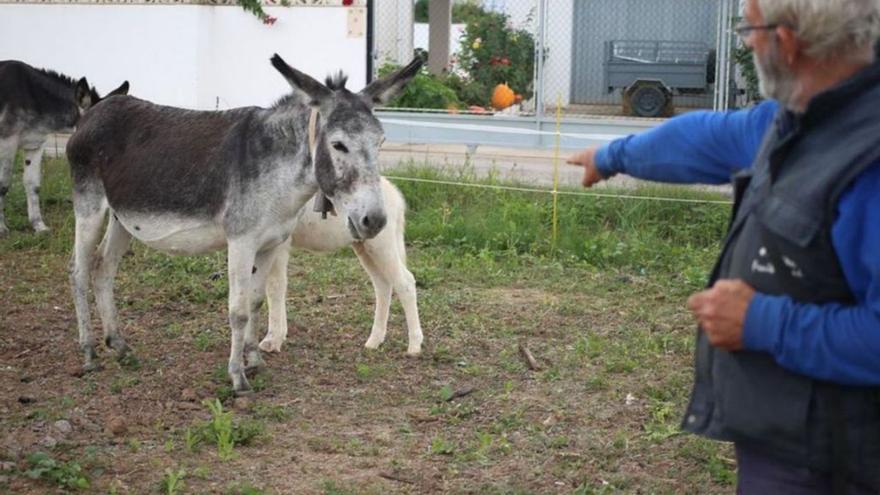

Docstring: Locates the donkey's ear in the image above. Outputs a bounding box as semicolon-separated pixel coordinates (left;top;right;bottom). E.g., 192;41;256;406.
270;54;332;107
107;81;130;98
360;57;423;106
74;77;93;109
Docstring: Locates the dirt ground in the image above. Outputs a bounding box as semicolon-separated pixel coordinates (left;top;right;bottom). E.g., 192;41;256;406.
0;159;735;494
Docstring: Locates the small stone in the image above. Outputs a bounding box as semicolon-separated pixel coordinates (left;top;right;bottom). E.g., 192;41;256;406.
53;420;73;435
181;388;198;402
106;416;127;436
41;436;57;448
66;364;85;378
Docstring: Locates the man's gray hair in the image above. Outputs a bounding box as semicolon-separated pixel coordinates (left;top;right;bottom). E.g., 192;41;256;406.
757;0;880;62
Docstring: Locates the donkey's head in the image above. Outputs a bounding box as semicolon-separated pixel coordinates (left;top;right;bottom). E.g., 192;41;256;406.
271;54;421;240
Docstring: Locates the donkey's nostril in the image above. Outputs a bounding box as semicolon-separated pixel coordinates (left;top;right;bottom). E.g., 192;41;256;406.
361;212;387;237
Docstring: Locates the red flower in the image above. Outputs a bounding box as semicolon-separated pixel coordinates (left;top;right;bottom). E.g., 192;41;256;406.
263;15;277;25
342;0;353;5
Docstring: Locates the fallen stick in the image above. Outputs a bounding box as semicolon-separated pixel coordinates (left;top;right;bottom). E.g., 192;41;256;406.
445;387;476;402
379;472;416;484
518;342;540;371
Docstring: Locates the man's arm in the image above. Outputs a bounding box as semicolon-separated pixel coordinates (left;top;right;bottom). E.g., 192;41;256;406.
741;163;880;385
579;100;778;185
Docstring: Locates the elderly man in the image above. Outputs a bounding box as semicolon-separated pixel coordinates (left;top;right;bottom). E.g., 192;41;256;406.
568;0;880;493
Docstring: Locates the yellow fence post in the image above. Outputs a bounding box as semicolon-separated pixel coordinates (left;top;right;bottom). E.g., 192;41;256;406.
551;94;562;251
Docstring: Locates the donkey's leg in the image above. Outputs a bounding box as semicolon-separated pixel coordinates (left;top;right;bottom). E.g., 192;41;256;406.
0;136;18;237
353;242;393;351
70;190;107;371
226;240;258;394
93;213;133;361
358;240;423;356
259;238;291;353
22;144;49;233
243;243;285;372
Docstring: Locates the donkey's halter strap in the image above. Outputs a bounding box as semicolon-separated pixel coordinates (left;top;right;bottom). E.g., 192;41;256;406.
308;108;335;219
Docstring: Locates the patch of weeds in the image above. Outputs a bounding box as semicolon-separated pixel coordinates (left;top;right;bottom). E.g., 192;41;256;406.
541;365;562;382
187;399;265;461
321;480;357;495
583;373;609;392
572;481;619;494
127;438;141;453
164;438;175;453
437;384;454;402
431;344;456;364
430;436;456;456
253;402;292;422
227;482;270;495
25;452;90;490
164;322;184;338
191;465;211;479
194;329;220;352
547;435;571;449
109;374;140;394
355;362;386;381
707;453;736;485
118;353;141;371
160;467;186;495
182;427;200;453
643;399;681;442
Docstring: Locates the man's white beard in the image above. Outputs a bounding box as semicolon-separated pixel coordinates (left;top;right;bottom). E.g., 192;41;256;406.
755;41;800;110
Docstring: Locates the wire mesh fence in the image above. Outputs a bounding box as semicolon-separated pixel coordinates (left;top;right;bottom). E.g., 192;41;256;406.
372;0;742;120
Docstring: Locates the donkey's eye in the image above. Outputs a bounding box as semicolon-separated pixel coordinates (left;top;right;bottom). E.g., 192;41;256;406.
331;141;349;153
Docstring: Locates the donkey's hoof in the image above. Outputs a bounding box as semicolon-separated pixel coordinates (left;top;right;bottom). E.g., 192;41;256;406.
231;372;251;395
32;223;50;234
233;388;254;398
406;347;422;357
258;338;282;353
364;336;384;350
82;361;103;373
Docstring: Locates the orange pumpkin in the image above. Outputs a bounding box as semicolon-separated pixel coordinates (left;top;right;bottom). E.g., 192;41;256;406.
491;83;515;110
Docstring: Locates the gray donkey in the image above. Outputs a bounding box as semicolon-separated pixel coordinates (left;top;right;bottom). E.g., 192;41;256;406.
66;54;421;394
0;60;128;236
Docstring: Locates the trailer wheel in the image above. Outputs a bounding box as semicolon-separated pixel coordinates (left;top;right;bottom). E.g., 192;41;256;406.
629;83;668;117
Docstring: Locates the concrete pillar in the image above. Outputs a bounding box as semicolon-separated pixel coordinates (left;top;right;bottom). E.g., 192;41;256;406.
427;0;452;75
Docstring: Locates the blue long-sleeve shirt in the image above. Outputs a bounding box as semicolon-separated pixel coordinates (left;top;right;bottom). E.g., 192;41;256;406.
594;100;880;386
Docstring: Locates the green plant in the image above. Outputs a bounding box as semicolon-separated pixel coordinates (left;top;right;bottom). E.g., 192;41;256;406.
188;399;265;460
733;45;761;104
379;63;461;110
430;436;456;455
206;399;236;460
455;7;536;106
160;468;186;495
414;0;486;24
25;452;90;490
732;17;762;105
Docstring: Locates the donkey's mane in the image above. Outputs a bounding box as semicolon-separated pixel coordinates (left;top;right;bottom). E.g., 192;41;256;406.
34;66;77;88
29;65;83;103
325;71;348;91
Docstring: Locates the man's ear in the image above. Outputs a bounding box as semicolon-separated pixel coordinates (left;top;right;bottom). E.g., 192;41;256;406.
775;25;801;66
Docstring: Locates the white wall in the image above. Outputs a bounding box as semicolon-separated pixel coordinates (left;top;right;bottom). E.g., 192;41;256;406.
0;4;367;110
